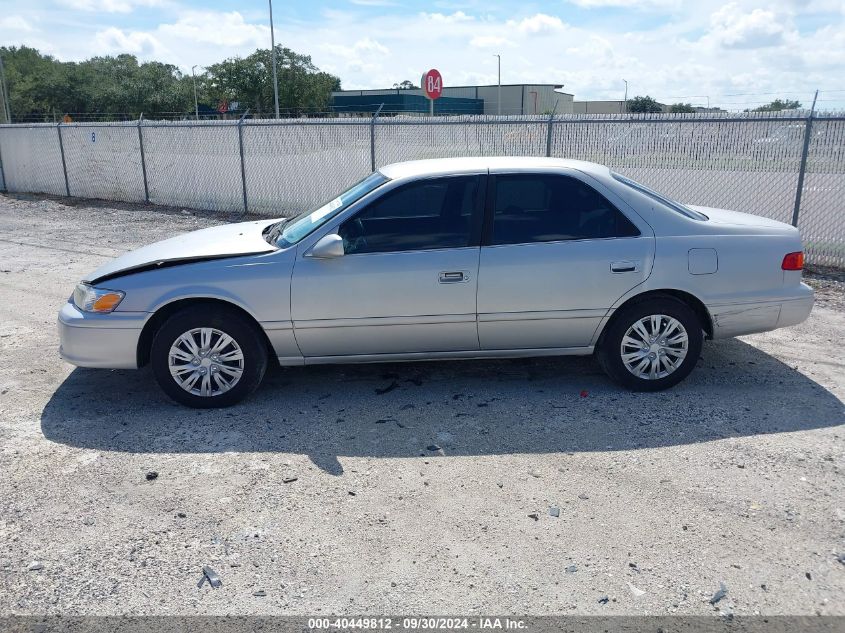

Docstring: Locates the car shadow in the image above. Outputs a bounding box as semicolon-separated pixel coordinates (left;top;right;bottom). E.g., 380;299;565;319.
41;339;844;475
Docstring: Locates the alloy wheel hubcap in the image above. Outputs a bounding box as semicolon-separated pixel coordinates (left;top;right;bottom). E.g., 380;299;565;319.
620;314;688;380
168;327;244;397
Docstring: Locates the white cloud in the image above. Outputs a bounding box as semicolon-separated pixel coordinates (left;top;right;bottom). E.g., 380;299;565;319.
322;38;391;76
421;11;475;23
0;16;35;32
58;0;166;14
566;0;676;7
94;27;162;56
3;2;843;110
508;14;567;35
158;11;267;48
469;35;514;48
708;3;791;49
349;0;397;6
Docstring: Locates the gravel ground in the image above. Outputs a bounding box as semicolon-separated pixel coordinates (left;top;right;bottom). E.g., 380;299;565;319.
1;194;844;616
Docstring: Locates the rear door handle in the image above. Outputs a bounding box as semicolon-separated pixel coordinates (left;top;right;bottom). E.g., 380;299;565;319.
610;260;639;273
439;271;468;283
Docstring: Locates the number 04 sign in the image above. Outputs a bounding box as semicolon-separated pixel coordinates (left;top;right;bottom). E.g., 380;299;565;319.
421;69;443;115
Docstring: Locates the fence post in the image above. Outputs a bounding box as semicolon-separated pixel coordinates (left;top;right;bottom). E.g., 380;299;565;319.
545;102;559;157
791;90;818;228
137;113;149;203
0;129;6;192
56;122;70;197
370;103;384;172
238;110;250;215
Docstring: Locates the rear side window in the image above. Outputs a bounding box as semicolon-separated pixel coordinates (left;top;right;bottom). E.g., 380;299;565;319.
611;172;708;220
339;176;480;254
491;174;640;245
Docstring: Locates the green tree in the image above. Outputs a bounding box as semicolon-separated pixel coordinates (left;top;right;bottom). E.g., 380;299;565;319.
204;46;340;116
670;102;696;113
393;80;418;90
0;43;339;121
751;99;801;112
626;95;663;113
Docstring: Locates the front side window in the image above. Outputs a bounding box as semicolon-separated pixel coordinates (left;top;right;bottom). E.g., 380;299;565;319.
272;172;389;248
339;176;480;254
491;174;640;245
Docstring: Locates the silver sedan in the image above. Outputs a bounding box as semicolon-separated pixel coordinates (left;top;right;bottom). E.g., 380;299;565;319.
58;157;814;407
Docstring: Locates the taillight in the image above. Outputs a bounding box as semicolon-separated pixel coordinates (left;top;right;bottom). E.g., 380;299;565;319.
782;251;804;270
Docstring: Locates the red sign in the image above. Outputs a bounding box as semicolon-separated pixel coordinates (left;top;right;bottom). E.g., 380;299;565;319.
217;99;229;114
421;69;443;100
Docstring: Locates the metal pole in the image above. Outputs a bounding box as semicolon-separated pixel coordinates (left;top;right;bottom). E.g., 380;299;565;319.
0;55;11;123
238;109;250;214
545;102;558;157
623;79;628;114
269;0;281;119
137;113;149;203
192;65;199;120
494;54;501;115
370;103;384;172
0;74;6;124
791;89;818;228
0;127;7;191
56;122;70;197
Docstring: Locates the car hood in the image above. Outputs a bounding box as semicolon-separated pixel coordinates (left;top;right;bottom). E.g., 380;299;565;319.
687;205;795;231
85;219;280;284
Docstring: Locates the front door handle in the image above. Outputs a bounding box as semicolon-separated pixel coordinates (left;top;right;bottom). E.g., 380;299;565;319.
610;260;639;273
439;271;468;283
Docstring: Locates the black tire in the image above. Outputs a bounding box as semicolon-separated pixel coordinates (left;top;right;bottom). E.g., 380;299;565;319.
150;304;268;408
597;297;703;391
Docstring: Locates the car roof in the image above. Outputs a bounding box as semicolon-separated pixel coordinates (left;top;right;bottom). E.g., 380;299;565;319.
378;157;611;180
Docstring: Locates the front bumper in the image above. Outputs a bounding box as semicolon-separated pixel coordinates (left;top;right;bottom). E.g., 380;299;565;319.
58;302;148;369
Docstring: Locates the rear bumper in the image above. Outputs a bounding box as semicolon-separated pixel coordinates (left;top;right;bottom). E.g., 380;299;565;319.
709;283;814;339
776;283;815;329
58;302;147;369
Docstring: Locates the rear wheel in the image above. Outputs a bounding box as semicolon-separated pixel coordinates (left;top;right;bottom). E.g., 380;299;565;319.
151;305;268;408
598;297;703;391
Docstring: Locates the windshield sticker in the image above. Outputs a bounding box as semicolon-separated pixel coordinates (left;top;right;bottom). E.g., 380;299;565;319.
309;197;343;223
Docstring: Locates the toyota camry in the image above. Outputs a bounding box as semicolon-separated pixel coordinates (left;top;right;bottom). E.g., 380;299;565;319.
58;157;814;407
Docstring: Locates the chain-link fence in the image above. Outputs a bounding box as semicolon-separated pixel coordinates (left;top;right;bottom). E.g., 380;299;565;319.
0;111;843;266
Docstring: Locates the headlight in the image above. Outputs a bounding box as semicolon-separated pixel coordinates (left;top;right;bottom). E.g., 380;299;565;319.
73;283;125;313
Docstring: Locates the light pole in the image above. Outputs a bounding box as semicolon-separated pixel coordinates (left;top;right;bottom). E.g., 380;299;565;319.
191;65;199;120
269;0;281;119
0;54;11;123
493;54;501;115
623;79;628;113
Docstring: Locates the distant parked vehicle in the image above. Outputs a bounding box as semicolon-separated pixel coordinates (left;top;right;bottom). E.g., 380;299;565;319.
59;157;814;407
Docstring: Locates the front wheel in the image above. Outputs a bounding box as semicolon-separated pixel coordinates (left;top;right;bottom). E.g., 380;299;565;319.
151;305;268;408
597;297;703;391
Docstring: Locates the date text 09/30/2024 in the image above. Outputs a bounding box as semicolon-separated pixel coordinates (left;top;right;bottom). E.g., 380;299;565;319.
307;618;527;630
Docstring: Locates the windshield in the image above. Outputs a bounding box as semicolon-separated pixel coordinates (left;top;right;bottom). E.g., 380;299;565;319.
611;172;708;221
271;172;389;248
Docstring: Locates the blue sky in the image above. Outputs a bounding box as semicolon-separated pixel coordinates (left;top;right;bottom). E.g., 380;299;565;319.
1;0;843;110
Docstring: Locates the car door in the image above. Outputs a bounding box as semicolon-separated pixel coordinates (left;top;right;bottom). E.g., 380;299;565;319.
477;169;655;350
290;174;485;358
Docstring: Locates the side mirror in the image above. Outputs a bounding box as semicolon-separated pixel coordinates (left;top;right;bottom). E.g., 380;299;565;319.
307;233;345;259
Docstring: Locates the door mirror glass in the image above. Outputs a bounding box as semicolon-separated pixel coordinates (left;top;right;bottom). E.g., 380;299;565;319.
308;234;345;258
